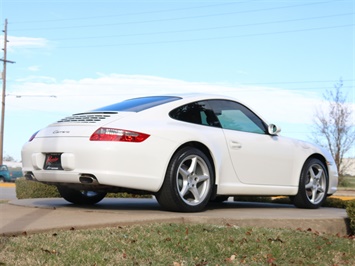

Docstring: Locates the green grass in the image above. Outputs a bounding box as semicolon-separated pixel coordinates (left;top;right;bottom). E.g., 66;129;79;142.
1;223;354;265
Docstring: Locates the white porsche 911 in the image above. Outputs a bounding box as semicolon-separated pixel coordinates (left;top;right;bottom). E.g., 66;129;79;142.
21;94;338;212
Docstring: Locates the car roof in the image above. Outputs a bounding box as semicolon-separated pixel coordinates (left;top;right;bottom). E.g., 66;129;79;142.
87;93;240;114
161;93;240;103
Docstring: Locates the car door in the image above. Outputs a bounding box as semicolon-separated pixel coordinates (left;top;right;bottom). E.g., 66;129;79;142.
208;99;296;186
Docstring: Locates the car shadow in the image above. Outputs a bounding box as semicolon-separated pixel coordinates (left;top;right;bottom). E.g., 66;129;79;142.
26;197;295;212
207;201;295;210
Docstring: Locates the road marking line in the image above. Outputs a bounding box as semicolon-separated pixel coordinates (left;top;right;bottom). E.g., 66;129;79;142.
0;183;16;187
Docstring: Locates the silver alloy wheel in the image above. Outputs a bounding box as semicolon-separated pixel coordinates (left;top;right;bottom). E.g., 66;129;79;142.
176;154;211;206
304;163;327;205
156;146;214;212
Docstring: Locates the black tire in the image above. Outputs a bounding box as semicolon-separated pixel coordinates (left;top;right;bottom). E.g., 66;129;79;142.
57;186;107;205
156;147;214;212
0;177;4;183
291;158;328;209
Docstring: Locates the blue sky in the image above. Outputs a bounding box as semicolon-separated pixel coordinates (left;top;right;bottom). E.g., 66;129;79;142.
0;0;354;161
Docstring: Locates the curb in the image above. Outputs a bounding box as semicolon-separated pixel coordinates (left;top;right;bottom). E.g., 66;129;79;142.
0;183;16;188
1;198;351;236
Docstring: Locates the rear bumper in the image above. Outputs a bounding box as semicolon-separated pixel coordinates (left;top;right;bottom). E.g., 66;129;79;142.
21;136;175;192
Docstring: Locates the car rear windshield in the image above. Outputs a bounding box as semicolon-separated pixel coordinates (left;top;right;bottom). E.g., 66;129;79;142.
92;96;181;112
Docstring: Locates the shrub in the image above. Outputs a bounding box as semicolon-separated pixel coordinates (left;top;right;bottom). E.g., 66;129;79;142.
346;200;355;235
106;193;151;198
16;178;60;199
15;178;151;199
324;197;348;208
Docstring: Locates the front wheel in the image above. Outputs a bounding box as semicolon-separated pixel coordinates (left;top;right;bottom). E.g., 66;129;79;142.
291;158;328;209
156;147;214;212
57;186;107;205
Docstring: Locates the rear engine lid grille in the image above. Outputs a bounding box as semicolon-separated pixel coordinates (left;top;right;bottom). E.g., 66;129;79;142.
57;113;115;124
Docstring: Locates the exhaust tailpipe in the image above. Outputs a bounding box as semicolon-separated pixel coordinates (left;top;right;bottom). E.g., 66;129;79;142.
25;172;35;181
79;174;98;184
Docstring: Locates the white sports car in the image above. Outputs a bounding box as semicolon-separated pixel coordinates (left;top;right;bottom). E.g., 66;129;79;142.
21;94;338;212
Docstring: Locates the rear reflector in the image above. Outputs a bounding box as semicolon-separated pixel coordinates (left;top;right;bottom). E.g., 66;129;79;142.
90;128;150;142
29;131;40;142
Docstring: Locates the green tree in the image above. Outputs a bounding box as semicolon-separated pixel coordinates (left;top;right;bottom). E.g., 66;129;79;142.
312;80;355;178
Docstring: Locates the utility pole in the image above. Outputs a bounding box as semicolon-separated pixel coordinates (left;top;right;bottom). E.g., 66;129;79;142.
0;19;15;165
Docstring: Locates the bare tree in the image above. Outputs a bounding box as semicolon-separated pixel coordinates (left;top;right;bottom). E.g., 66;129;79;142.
3;153;15;162
312;79;355;177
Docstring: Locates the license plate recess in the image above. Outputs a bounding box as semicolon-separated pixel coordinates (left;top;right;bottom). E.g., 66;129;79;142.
44;153;63;170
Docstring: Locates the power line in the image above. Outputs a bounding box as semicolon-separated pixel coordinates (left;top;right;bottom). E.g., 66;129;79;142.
50;23;354;49
9;0;338;32
50;12;353;42
9;1;248;24
6;84;353;94
7;78;353;86
7;94;57;98
241;79;355;85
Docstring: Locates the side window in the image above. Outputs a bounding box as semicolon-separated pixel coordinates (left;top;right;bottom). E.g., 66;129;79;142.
169;101;221;127
208;100;267;134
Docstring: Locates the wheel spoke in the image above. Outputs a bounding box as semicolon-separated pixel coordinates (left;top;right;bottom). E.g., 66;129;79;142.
317;186;325;193
187;157;197;175
179;181;190;198
309;167;316;178
197;174;209;183
179;167;189;179
311;188;318;203
190;186;201;202
314;169;323;180
305;182;313;189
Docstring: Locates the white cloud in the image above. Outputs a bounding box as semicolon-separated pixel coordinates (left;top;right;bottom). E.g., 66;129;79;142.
0;36;49;52
8;36;48;48
15;75;57;83
7;73;323;125
28;65;40;72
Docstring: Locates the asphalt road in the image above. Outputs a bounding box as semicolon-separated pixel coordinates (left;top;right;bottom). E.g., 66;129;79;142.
0;184;16;200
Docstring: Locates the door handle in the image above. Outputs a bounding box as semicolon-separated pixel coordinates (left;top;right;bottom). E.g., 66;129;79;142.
230;141;242;149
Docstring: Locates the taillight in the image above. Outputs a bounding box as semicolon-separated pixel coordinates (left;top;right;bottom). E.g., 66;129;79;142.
29;131;39;142
90;128;150;142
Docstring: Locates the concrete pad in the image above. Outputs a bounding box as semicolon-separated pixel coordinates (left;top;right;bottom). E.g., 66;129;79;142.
0;198;350;236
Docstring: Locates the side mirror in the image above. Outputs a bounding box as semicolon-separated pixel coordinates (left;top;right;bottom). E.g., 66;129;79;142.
267;124;281;135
